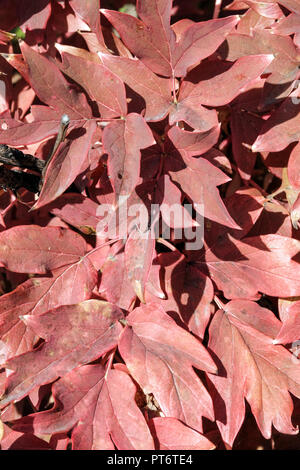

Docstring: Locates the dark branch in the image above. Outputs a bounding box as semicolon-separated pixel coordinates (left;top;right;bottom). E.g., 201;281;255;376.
0;145;45;174
0;166;41;194
0;114;70;195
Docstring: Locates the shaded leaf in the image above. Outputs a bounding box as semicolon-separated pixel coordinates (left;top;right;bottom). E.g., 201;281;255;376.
0;300;123;407
169;158;240;229
103;113;155;199
0;258;98;363
32;120;97;209
13;365;154;450
20;43;92;119
98;53;172;122
253;99;300;152
102;4;238;77
125;227;155;303
198;234;300;299
208;299;300;446
150;417;215;450
0;225;87;274
119;303;217;432
59;51;127;118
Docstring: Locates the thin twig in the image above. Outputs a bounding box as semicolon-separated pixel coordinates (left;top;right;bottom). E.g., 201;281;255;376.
42;114;70;179
213;0;222;18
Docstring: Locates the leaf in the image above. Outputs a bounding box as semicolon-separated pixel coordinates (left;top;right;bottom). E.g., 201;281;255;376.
288;141;300;189
149;417;215;450
101;2;176;77
0;106;64;146
171;16;239;77
169;158;240;229
50;193;102;234
102;113;155;199
20;43;92;119
230;86;265;179
125;227;155;303
118;303;217;432
279;0;300;13
272;12;300;37
274;300;300;344
102;4;238;77
0;225;88;274
145;251;214;339
2;0;300;450
13;365;154;450
169;100;219;132
197;234;300;299
0;423;51;450
58;51;127;118
17;0;51;31
0;258;98;363
32;120;97;210
69;0;104;45
99;247;136;310
98;53;172;122
227;0;284;18
220;30;300;107
167;125;220;158
156;174;196;230
252;99;300;152
0;300;123;407
176;54;274;108
207;299;300;446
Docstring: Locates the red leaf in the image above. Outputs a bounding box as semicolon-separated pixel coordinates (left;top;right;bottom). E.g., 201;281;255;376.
1;0;300;450
99;247;136;310
101;2;176;77
156;174;196;230
0;106;63;146
32;120;97;209
275;301;300;344
98;53;172;121
288;141;300;189
0;258;98;363
169;158;240;229
198;234;300;299
0;423;51;450
169;101;218;132
221;30;300;107
150;417;215;450
227;0;284;19
102;4;238;77
125;227;155;303
50;193;102;235
0;300;123;407
103;113;155;199
17;0;51;31
69;0;104;44
145;251;214;339
279;0;300;13
58;51;127;118
168;125;220;158
207;299;300;446
20;43;92;119
253;99;300;152
0;225;87;274
119;303;217;432
13;365;154;450
177;54;274;108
